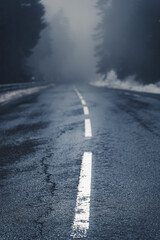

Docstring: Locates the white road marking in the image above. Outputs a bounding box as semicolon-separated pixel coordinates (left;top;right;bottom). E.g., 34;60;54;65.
72;88;93;238
74;88;86;105
71;152;93;238
78;93;83;99
83;106;89;115
74;88;82;99
85;119;92;138
74;88;79;95
81;99;86;105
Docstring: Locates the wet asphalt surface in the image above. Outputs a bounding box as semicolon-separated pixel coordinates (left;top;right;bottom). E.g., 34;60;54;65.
0;84;160;240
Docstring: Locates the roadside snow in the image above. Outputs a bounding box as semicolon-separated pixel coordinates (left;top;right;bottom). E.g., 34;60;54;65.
0;84;54;104
91;70;160;94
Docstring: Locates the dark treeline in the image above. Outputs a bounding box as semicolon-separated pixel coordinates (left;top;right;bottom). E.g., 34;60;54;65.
0;0;45;84
96;0;160;83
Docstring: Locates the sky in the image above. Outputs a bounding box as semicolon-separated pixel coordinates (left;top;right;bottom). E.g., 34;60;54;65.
41;0;99;81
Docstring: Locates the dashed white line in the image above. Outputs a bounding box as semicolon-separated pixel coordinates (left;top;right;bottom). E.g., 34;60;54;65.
81;99;86;105
72;88;93;238
74;88;92;137
74;88;86;105
85;119;92;138
78;94;83;99
74;88;82;99
71;152;93;238
83;106;89;115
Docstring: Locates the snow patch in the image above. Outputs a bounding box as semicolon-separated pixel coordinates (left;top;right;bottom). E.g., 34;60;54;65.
91;70;160;94
0;84;54;104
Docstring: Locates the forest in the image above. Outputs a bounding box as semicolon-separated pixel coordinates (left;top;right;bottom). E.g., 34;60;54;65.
0;0;45;83
96;0;160;83
1;0;160;84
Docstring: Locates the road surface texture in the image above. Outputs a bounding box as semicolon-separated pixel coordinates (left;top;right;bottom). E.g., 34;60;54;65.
0;84;160;240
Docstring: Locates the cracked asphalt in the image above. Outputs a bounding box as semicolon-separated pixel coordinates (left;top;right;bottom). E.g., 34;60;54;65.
0;84;160;240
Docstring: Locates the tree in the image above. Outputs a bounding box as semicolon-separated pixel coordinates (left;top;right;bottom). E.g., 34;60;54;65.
95;0;160;83
0;0;45;84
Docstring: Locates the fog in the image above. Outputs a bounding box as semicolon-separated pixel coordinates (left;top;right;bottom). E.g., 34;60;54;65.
28;0;160;94
29;0;99;83
1;0;160;95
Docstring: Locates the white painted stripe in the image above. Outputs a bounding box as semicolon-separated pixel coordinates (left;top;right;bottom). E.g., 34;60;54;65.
71;152;92;238
81;99;86;105
85;119;92;137
83;106;89;115
74;88;78;93
74;88;86;104
77;93;82;99
74;88;81;98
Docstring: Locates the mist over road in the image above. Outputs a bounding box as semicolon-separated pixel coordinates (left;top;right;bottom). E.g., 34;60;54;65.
0;85;160;239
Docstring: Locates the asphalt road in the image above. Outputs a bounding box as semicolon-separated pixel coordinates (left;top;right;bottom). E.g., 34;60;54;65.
0;84;160;240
